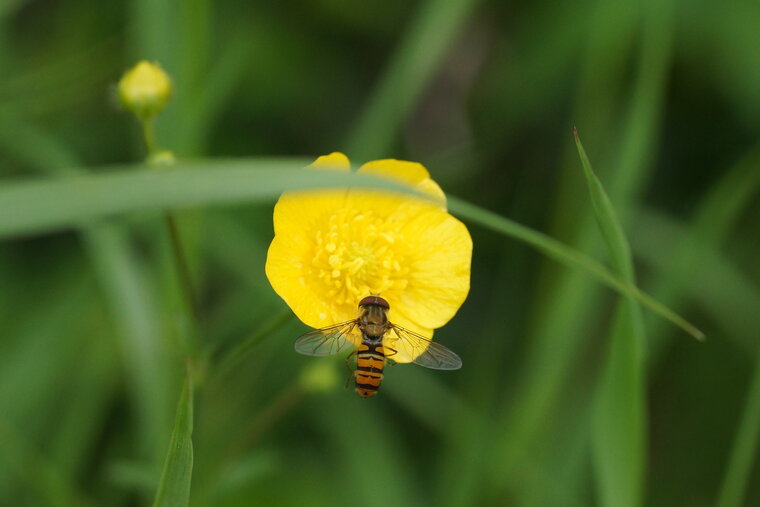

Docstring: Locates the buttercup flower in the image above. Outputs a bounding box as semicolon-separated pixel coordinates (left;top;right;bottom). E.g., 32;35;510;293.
265;153;472;361
117;61;172;119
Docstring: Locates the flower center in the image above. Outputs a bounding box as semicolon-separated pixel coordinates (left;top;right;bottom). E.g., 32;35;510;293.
308;207;409;307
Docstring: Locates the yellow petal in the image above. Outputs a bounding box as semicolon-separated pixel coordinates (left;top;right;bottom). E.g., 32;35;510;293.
357;159;446;208
308;152;351;171
357;159;430;184
392;209;472;329
272;153;350;236
414;178;446;205
268;153;357;327
266;233;356;329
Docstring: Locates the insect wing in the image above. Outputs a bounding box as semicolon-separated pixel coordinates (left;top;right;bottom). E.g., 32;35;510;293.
294;320;361;357
387;324;462;370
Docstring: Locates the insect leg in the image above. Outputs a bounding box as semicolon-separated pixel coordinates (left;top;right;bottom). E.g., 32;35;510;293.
384;346;399;366
343;350;357;389
385;345;398;357
344;350;357;374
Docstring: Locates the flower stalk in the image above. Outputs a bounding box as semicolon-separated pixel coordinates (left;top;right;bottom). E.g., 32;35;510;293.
119;60;201;373
140;117;157;156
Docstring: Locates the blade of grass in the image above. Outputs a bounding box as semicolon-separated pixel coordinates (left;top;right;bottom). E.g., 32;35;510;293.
634;210;760;507
0;159;392;237
51;332;119;483
717;344;760;507
517;390;595;507
432;239;529;507
173;0;211;155
345;0;480;159
0;160;701;338
576;131;646;507
639;145;760;361
1;119;174;462
128;0;176;74
574;129;636;277
153;375;194;507
0;273;98;503
0;416;93;507
448;197;701;340
634;210;760;353
488;3;675;498
629;144;760;506
85;226;174;458
180;29;251;155
632;209;760;507
631;148;760;507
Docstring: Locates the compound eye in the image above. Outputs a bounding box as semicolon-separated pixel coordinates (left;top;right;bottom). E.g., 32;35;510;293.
358;296;390;309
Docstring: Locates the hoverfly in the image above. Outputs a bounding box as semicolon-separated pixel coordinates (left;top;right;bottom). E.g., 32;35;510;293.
294;296;462;398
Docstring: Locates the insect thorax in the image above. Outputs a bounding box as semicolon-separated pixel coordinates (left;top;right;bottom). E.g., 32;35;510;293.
359;303;389;338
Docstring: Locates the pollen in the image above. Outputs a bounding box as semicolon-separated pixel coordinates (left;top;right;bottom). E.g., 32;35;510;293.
309;207;409;307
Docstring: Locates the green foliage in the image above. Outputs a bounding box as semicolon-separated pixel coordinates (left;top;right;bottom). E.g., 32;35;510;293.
575;131;646;507
152;377;194;507
0;162;698;338
0;0;758;506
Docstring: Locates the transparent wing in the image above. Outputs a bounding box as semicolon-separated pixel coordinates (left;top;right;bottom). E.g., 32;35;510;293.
386;324;462;370
294;319;362;357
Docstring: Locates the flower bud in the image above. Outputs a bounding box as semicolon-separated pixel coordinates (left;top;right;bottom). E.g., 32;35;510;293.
117;61;172;119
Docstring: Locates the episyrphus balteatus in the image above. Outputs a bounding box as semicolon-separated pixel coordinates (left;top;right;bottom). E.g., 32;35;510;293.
294;295;462;398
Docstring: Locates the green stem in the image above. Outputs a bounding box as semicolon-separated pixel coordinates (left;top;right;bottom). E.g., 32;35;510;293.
138;115;200;369
164;213;199;322
141;117;157;155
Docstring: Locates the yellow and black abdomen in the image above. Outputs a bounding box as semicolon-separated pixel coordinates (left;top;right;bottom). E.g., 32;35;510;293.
355;340;385;398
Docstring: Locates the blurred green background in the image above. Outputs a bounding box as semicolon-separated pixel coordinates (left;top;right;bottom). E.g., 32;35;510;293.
1;0;759;506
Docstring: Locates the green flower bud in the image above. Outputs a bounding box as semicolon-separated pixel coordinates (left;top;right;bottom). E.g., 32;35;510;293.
117;61;172;119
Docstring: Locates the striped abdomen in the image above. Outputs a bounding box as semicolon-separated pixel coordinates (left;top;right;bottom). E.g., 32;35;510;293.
355;339;385;398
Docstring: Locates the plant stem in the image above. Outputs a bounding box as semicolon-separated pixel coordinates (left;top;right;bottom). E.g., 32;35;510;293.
139;115;200;367
141;118;157;155
164;213;199;322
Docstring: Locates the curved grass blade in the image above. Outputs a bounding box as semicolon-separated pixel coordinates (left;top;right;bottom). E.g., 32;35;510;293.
447;197;703;340
1;119;173;462
0;158;701;339
152;376;194;507
0;159;411;238
575;129;646;507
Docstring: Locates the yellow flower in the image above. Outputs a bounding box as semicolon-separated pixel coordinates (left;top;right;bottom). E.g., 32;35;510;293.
117;61;172;119
265;153;472;358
